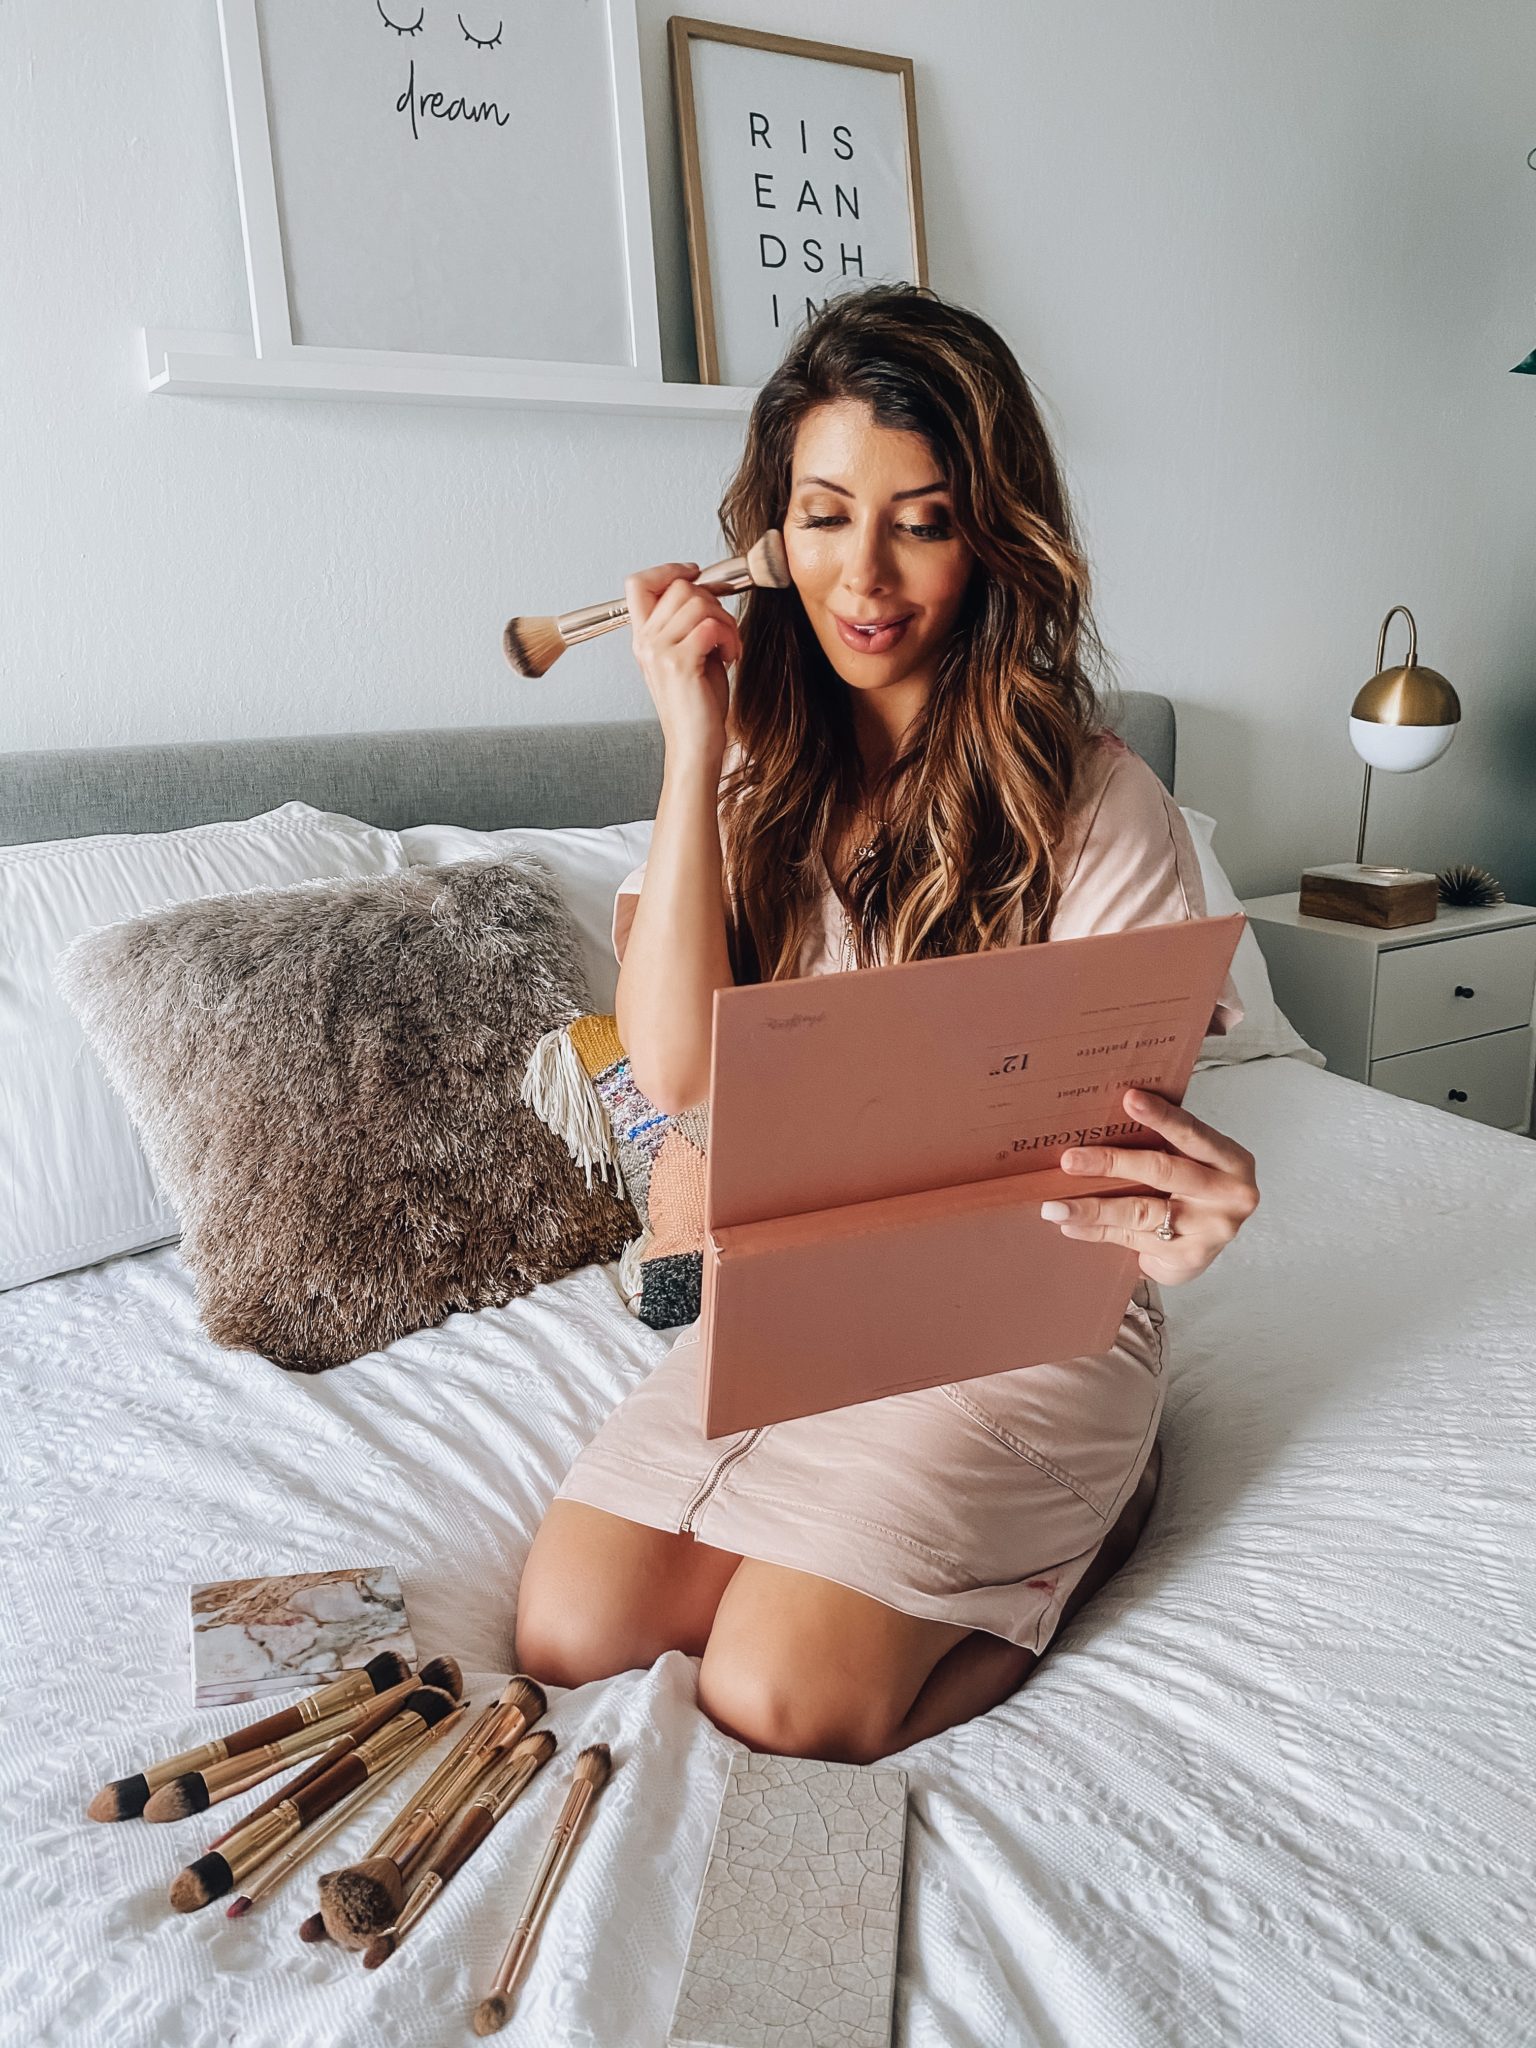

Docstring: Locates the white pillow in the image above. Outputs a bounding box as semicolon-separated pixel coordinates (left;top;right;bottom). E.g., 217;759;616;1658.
2;801;408;1291
398;809;1320;1071
1180;805;1325;1071
399;819;654;1015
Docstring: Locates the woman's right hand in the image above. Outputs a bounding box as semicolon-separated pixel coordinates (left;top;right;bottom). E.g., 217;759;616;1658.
625;562;741;764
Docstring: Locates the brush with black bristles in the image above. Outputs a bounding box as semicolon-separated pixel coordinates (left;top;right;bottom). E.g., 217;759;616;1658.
308;1674;547;1949
208;1656;462;1847
473;1743;613;2035
144;1699;387;1824
363;1731;557;1968
167;1685;458;1913
87;1648;412;1823
146;1655;465;1825
225;1701;468;1918
501;530;790;679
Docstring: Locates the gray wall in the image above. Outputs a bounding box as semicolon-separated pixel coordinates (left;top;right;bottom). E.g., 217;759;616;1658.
2;1;1533;902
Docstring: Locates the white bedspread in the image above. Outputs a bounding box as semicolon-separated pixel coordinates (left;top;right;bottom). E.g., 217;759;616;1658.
2;1058;1533;2048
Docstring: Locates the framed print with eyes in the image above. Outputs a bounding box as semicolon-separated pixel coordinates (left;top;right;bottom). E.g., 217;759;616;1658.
668;19;929;387
213;0;662;383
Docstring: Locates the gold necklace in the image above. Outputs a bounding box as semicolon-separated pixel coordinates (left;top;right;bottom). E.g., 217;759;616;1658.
844;802;888;864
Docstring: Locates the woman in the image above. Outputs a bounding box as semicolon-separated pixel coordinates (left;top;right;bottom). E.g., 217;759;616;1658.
515;284;1259;1764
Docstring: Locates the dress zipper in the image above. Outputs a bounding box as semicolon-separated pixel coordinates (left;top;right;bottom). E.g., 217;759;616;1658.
679;1430;764;1536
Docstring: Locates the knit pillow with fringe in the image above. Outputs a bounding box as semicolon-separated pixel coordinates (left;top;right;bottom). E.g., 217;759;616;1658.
521;1013;707;1330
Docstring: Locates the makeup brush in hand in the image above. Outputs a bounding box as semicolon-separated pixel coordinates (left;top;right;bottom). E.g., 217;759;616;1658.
502;530;790;678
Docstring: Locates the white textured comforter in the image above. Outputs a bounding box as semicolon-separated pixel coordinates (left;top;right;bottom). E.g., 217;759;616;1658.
1;1058;1532;2047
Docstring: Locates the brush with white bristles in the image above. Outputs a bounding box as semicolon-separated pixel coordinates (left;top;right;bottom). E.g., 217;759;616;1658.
502;531;790;679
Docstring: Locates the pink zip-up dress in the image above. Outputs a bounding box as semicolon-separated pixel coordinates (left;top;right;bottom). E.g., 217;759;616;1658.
551;732;1243;1652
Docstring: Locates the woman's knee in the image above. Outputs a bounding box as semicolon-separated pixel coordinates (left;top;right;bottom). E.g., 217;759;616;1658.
513;1568;631;1689
514;1501;741;1688
515;1506;639;1686
695;1646;895;1765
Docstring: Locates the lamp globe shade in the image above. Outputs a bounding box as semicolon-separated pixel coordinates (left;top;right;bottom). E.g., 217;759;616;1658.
1348;644;1460;775
1347;715;1457;773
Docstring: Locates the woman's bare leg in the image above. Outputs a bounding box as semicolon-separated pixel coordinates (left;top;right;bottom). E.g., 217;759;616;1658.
887;1437;1164;1751
515;1500;743;1686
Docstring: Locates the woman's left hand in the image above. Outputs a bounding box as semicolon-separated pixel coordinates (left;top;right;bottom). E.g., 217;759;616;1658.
1038;1087;1260;1283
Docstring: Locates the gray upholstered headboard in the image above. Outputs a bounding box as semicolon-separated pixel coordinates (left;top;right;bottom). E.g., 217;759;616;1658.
0;693;1174;845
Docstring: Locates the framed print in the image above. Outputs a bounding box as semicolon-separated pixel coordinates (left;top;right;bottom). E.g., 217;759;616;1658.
214;0;662;382
668;18;928;387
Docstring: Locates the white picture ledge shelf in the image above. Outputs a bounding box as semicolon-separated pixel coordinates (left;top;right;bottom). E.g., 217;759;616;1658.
142;331;759;418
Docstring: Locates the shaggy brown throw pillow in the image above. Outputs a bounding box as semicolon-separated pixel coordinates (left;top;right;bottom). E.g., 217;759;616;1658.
54;858;637;1372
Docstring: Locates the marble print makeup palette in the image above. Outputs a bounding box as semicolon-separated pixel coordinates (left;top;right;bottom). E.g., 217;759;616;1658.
189;1567;417;1708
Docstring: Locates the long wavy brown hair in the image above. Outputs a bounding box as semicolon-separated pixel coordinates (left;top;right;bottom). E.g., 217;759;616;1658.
715;282;1123;984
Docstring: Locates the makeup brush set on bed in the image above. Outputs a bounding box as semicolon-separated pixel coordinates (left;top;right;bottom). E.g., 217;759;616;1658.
87;1649;612;2032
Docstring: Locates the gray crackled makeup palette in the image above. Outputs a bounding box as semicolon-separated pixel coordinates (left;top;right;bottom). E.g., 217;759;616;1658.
668;1748;909;2048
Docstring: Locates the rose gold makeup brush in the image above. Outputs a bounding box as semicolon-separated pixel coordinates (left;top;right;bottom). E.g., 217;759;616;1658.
144;1700;384;1822
202;1657;464;1842
472;1743;612;2034
502;529;790;678
167;1687;457;1913
225;1704;467;1917
294;1690;503;1943
373;1679;547;1874
311;1676;547;1950
362;1731;557;1968
88;1648;412;1821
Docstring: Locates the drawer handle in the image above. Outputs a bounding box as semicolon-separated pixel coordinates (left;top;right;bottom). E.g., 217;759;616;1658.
1453;985;1475;998
1447;1088;1468;1103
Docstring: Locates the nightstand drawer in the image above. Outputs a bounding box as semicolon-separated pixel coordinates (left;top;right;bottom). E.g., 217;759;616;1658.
1370;1025;1534;1128
1371;927;1536;1059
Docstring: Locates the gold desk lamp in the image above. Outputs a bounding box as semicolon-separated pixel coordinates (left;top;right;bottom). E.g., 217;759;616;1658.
1299;604;1461;929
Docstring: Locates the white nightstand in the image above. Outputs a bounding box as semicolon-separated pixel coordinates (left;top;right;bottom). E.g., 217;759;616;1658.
1242;893;1536;1135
